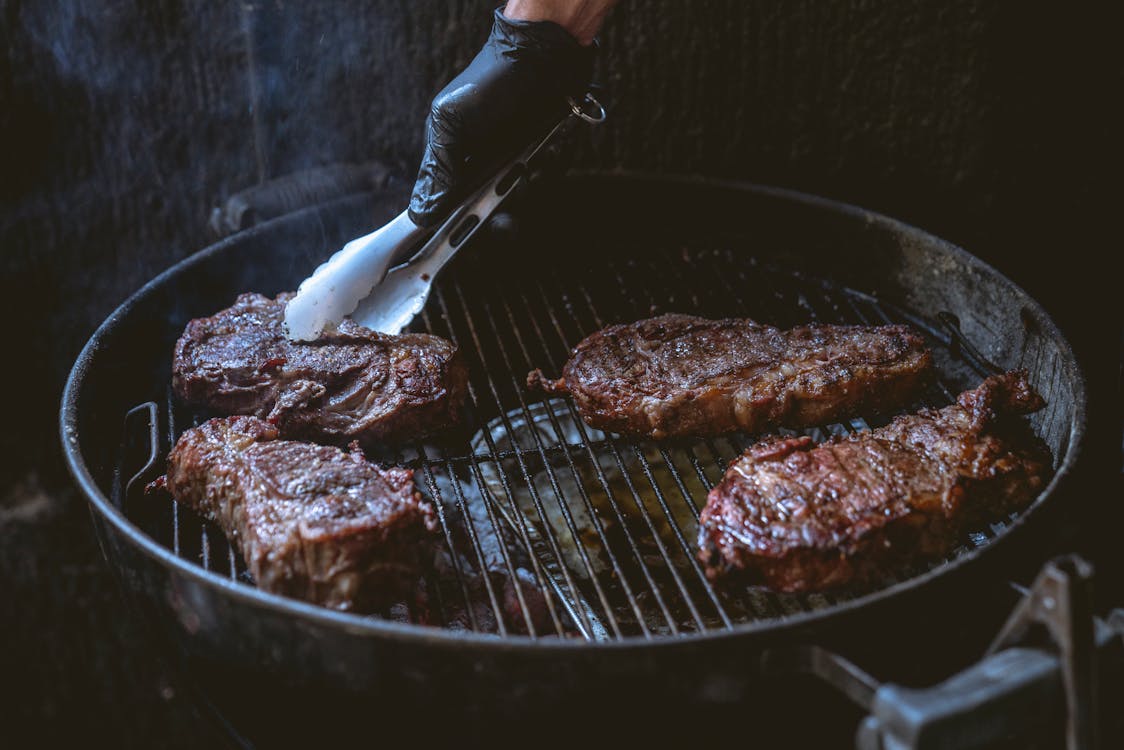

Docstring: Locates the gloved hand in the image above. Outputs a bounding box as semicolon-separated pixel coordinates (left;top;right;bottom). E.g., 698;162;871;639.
408;9;595;228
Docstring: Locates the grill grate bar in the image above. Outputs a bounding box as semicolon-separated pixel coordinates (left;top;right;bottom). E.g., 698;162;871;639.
435;289;602;637
412;440;484;633
417;303;524;637
454;298;605;638
683;443;718;499
580;264;731;629
541;278;692;629
476;286;640;638
447;278;625;637
165;389;181;558
689;249;812;619
424;570;450;629
651;442;733;625
441;450;513;634
464;449;571;637
431;294;575;638
502;285;637;638
625;249;785;626
523;275;680;635
371;440;752;471
533;270;699;634
227;542;237;581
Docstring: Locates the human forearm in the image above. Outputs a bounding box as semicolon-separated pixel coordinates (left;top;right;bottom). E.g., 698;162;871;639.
503;0;618;45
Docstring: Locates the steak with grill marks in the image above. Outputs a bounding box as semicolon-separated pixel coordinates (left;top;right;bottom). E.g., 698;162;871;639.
698;370;1051;592
149;416;437;611
173;292;468;447
527;314;932;439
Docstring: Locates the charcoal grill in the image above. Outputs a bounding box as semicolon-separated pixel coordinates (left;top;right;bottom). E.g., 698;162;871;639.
63;173;1108;746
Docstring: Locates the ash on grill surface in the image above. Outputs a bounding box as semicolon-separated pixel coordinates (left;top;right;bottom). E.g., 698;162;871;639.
698;370;1052;592
172;293;468;447
148;416;437;612
528;314;933;439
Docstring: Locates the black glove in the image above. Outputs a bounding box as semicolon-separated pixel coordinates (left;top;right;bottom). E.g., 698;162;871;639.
408;9;595;228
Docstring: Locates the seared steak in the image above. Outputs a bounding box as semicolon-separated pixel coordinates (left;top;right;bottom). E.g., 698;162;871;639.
173;293;468;446
698;371;1051;592
528;314;932;439
150;416;437;611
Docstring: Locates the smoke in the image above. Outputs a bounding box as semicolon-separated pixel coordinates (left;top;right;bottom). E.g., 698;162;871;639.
239;1;488;181
18;4;148;94
9;1;480;191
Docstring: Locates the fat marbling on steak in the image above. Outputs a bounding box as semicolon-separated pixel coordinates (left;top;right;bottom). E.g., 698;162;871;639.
698;370;1051;592
173;292;468;447
149;416;437;611
528;314;932;439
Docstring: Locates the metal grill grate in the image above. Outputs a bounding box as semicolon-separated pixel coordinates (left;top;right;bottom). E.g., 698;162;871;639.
113;244;1053;641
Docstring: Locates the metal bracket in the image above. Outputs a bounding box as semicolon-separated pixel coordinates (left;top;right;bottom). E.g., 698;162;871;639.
987;555;1098;750
761;644;880;711
936;311;1002;375
115;401;160;505
782;556;1117;750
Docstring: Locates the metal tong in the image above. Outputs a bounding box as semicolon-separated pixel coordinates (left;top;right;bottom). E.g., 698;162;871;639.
284;93;606;341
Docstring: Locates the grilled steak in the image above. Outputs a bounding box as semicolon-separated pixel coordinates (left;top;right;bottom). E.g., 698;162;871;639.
173;292;468;446
528;314;932;439
150;416;437;611
698;370;1051;592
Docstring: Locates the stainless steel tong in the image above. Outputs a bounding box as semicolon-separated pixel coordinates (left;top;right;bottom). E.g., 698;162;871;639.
284;93;605;341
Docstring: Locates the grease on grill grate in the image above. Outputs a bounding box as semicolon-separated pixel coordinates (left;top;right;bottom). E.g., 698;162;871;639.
113;246;1059;641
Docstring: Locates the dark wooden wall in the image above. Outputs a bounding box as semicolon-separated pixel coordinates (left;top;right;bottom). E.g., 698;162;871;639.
1;1;1118;745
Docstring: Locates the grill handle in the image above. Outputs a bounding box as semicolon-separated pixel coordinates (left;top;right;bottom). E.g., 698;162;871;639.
209;162;400;237
856;642;1105;750
779;557;1124;750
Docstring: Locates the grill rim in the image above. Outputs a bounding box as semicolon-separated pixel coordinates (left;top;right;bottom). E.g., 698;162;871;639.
60;173;1087;650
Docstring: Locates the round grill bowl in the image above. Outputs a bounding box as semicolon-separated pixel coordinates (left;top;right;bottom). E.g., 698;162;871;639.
61;174;1084;734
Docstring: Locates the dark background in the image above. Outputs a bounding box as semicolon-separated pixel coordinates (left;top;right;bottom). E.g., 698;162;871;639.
1;0;1120;746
